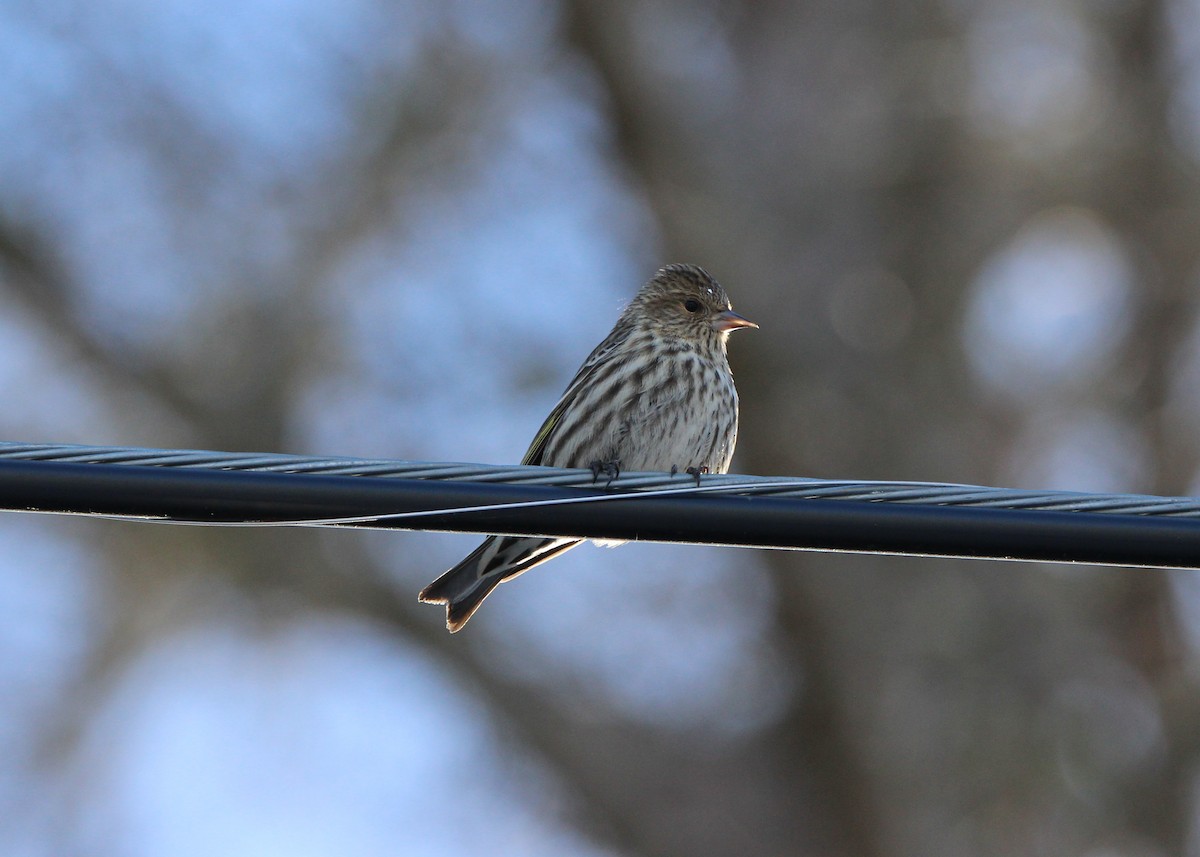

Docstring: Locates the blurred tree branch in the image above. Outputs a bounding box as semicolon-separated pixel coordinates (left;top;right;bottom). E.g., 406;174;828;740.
0;28;525;846
563;3;889;855
1083;0;1200;851
0;224;210;428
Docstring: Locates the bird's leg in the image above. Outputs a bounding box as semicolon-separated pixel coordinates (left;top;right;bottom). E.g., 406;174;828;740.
685;465;709;487
670;464;679;476
590;459;621;487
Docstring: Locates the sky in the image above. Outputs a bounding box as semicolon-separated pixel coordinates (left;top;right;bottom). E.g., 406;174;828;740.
0;3;772;855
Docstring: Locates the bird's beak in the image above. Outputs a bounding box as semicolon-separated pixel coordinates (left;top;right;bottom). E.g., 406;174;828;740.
712;310;758;333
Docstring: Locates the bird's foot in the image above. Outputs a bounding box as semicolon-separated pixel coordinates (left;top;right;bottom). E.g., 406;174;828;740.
590;459;621;487
685;465;709;487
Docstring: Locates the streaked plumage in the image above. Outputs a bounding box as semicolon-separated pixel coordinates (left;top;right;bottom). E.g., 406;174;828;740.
419;263;756;632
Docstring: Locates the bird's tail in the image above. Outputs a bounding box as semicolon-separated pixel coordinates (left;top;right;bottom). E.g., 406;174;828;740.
419;535;581;632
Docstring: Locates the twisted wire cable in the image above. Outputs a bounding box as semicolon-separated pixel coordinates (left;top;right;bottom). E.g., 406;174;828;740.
3;441;1200;570
2;440;1199;516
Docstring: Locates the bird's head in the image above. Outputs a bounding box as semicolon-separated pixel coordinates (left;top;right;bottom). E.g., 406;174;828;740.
627;263;757;346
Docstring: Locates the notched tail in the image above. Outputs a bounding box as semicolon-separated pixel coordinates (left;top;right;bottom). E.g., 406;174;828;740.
418;542;501;633
419;536;583;633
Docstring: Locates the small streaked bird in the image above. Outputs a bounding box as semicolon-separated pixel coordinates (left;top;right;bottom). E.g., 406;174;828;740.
419;263;757;632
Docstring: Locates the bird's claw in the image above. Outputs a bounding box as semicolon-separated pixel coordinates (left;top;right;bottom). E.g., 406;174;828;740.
685;465;709;487
590;459;621;487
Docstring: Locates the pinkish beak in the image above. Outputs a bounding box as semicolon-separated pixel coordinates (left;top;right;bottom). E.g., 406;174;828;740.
712;309;759;333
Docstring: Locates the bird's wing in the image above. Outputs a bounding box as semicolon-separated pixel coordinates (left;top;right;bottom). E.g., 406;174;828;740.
522;324;632;466
522;395;570;466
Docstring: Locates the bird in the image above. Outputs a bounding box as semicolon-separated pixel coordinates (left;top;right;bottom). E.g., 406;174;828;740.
419;263;757;632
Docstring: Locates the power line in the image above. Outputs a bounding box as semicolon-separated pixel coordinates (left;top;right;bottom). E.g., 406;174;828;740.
0;441;1199;569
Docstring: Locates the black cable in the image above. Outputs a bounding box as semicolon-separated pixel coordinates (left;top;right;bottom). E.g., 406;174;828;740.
2;456;1200;570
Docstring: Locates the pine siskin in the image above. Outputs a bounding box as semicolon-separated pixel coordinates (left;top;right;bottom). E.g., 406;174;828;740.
419;263;757;632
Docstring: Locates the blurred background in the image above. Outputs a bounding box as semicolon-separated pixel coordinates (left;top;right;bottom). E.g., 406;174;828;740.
1;0;1199;855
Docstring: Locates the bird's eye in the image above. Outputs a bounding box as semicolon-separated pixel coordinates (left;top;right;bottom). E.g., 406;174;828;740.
684;298;702;313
